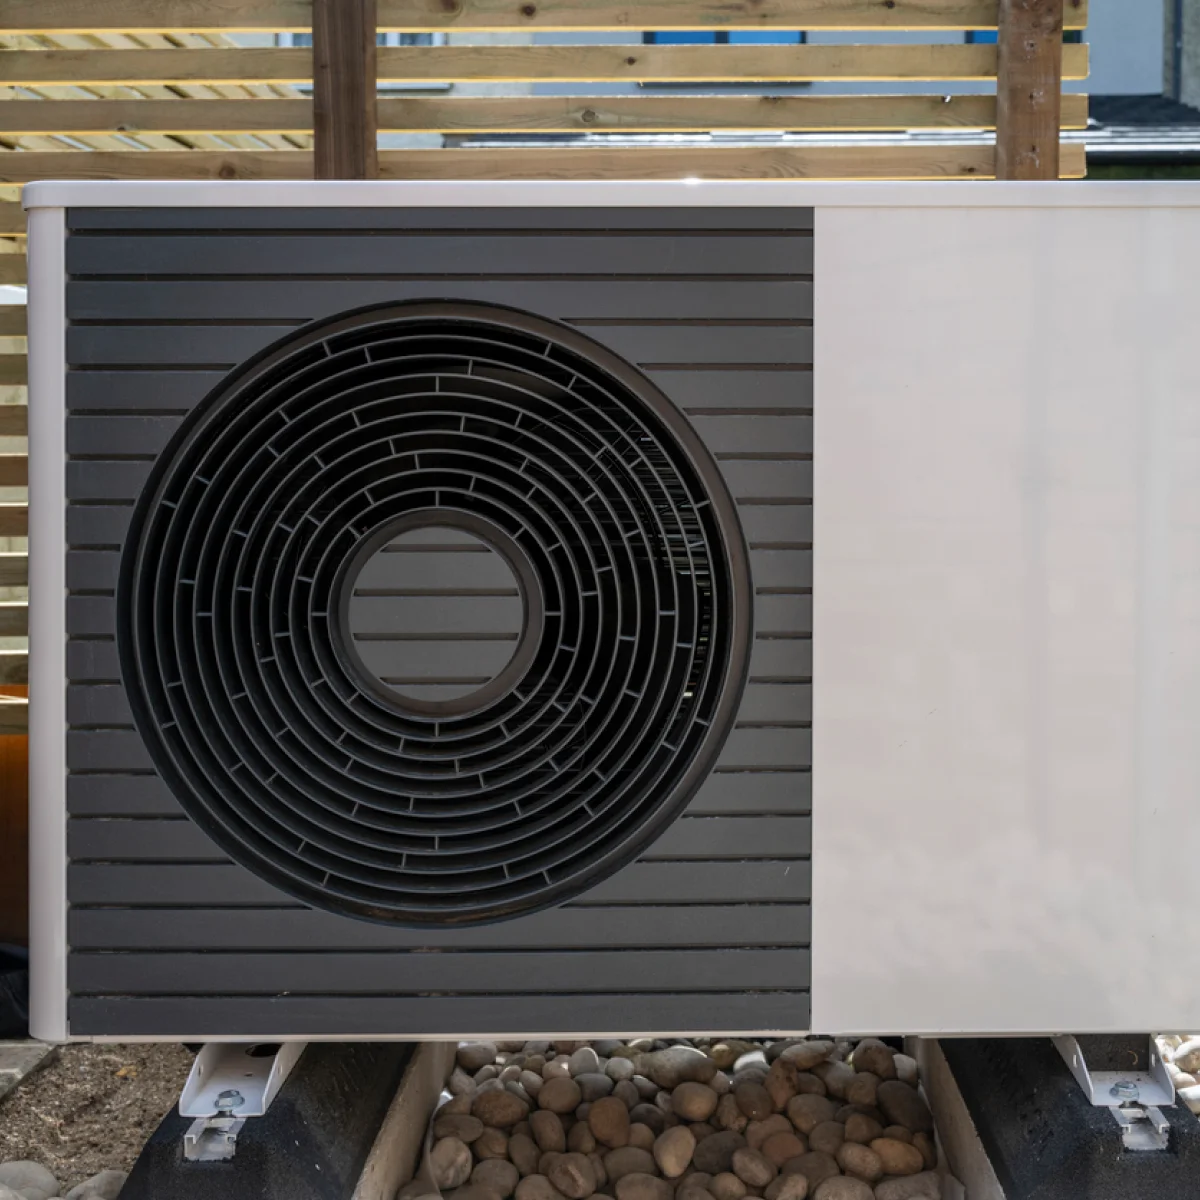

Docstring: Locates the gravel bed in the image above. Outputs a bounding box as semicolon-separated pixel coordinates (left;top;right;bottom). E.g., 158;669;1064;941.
1158;1034;1200;1115
0;1042;193;1199
410;1038;945;1200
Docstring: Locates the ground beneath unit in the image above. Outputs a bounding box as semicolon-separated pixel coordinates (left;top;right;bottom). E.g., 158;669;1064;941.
0;1043;192;1193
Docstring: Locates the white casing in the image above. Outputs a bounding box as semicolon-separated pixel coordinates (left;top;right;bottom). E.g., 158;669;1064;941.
24;180;1200;1040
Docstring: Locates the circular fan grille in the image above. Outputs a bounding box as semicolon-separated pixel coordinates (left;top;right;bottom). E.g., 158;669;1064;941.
119;301;750;925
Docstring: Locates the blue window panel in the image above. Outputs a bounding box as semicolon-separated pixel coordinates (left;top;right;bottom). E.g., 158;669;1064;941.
647;32;719;44
646;31;806;45
729;31;806;44
965;30;999;44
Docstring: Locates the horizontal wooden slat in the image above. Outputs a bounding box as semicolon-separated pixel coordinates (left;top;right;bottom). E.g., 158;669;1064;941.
0;357;26;385
0;207;25;237
0;603;27;638
2;0;1090;33
0;310;26;337
0;652;28;686
0;407;28;436
0;143;1089;184
0;555;28;588
0;260;27;288
0;696;27;735
2;43;1090;86
0;506;28;537
0;94;1091;135
0;456;27;488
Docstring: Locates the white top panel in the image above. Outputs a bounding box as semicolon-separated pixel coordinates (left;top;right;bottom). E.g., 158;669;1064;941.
812;202;1200;1035
22;179;1200;211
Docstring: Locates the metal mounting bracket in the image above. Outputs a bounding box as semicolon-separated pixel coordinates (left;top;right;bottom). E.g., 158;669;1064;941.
179;1042;307;1162
1054;1035;1175;1152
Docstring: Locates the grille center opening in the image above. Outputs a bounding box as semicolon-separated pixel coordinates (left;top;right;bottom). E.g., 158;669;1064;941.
339;510;541;718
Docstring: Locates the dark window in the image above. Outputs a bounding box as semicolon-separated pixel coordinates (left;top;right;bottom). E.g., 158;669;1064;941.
645;31;807;46
966;29;1083;44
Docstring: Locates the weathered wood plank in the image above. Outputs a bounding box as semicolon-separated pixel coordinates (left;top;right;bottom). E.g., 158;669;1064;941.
0;311;27;338
0;506;28;538
0;259;27;288
314;0;377;180
0;457;27;488
0;655;29;687
0;604;28;639
0;555;28;588
0;0;1090;33
0;408;28;437
997;0;1066;179
0;696;28;735
0;357;27;386
0;206;25;237
0;142;1088;184
0;94;1091;136
0;43;1091;87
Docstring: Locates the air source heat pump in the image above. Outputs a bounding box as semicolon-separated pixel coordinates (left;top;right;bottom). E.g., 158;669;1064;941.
25;181;1200;1044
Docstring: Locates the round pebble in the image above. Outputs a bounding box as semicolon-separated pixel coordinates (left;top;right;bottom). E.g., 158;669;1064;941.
844;1074;879;1108
606;1058;636;1083
547;1152;597;1199
715;1094;748;1133
764;1059;800;1111
835;1141;882;1184
874;1175;943;1200
849;1040;896;1082
515;1175;568;1200
628;1124;656;1151
764;1174;810;1200
568;1123;597;1154
783;1151;839;1190
510;1134;541;1177
615;1173;673;1200
735;1083;774;1122
811;1179;873;1200
693;1131;747;1175
731;1147;776;1189
531;1111;567;1153
476;1128;511;1160
882;1125;913;1145
437;1115;485;1143
843;1114;882;1146
786;1095;836;1136
760;1131;806;1168
870;1137;924;1176
779;1042;834;1071
0;1166;59;1199
540;1078;584;1115
807;1121;844;1157
746;1115;792;1151
875;1083;933;1134
673;1082;720;1122
602;1147;657;1183
432;1138;475;1190
710;1172;747;1200
811;1062;853;1101
460;1043;500;1072
474;1159;521;1198
474;1090;530;1129
570;1048;602;1078
652;1126;696;1178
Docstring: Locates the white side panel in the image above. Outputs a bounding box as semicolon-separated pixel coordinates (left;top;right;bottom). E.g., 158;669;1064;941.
27;207;68;1043
813;204;1200;1035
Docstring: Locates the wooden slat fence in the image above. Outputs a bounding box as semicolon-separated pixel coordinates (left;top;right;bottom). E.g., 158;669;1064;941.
0;0;1090;730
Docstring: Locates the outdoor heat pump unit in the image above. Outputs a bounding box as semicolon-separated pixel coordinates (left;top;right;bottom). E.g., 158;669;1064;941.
24;180;1200;1043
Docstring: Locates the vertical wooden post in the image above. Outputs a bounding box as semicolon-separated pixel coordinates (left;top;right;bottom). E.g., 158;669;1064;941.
996;0;1065;180
313;0;378;180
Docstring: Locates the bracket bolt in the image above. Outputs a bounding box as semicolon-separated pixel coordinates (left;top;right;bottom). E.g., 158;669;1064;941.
1110;1080;1139;1103
216;1089;245;1112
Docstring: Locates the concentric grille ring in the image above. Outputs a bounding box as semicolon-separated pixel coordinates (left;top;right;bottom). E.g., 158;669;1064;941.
119;302;751;925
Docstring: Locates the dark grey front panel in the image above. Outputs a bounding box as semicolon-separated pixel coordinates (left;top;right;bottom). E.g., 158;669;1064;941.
64;206;813;1037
